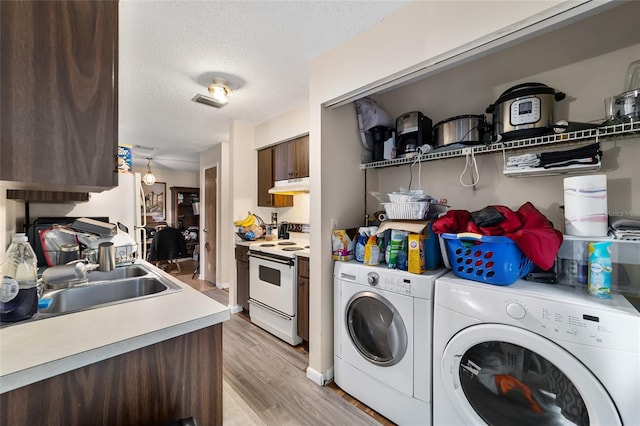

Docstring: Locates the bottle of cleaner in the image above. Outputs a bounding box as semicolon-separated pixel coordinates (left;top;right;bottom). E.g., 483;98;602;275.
355;227;369;263
588;241;612;299
397;234;408;271
1;233;39;322
364;235;379;266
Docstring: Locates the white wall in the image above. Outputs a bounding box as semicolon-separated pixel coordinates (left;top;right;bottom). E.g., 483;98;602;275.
254;104;309;150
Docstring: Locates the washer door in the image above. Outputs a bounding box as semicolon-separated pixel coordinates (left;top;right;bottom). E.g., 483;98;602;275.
346;291;408;366
441;324;621;426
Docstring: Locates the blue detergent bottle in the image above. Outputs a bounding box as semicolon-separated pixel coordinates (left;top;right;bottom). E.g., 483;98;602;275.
354;227;369;263
587;241;612;299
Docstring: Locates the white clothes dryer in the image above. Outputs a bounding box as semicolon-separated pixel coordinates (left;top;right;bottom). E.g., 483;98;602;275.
433;273;640;426
334;261;446;425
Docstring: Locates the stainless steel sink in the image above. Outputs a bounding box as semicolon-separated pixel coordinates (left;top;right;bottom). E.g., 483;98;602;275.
86;265;149;282
34;264;182;320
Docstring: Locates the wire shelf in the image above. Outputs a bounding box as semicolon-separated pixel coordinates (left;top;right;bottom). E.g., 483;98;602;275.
360;121;640;170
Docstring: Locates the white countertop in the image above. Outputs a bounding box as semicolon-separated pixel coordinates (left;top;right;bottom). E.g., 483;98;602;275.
0;260;230;394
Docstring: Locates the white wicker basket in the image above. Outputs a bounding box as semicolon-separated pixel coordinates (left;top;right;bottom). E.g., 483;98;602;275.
382;202;429;220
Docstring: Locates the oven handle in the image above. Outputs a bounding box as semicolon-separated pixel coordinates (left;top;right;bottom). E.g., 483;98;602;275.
248;252;294;266
249;299;293;321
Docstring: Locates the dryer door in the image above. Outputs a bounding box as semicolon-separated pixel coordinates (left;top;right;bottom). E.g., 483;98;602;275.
440;324;621;426
346;291;408;366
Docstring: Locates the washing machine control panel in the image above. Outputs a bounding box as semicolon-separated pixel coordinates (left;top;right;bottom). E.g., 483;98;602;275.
437;277;639;352
501;296;637;352
368;273;415;295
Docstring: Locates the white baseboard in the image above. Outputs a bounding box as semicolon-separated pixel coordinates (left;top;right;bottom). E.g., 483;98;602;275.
217;281;229;289
306;365;334;386
229;304;243;314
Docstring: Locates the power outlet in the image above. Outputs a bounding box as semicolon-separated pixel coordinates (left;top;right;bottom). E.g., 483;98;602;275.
331;218;339;230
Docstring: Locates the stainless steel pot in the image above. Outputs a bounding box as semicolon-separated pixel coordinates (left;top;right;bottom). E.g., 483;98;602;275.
486;82;566;141
432;115;487;148
613;89;640;121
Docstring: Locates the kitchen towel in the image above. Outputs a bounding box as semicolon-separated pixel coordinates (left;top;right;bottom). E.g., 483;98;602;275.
564;175;608;237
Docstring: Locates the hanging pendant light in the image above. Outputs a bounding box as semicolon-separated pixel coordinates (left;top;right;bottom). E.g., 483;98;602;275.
143;158;156;185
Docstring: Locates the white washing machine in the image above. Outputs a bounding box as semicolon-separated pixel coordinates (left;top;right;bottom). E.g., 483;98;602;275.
334;261;446;425
433;273;640;426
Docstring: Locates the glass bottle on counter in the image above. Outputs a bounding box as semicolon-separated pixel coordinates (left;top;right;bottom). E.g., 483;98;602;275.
1;233;39;322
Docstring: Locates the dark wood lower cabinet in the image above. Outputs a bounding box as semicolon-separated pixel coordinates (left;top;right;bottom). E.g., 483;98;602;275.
0;324;223;426
235;245;250;312
297;257;310;345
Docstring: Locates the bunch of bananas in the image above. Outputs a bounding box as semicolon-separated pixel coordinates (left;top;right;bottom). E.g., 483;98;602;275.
234;213;255;227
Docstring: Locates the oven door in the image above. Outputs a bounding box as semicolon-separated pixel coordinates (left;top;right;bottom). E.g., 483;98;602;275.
249;252;296;316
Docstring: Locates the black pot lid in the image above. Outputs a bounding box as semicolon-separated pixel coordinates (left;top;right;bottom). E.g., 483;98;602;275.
494;82;557;104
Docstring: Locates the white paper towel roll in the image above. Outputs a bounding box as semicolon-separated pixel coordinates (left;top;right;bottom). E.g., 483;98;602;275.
564;174;608;236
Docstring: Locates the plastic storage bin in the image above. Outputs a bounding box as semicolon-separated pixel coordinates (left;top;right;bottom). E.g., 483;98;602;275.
440;233;535;285
556;235;640;296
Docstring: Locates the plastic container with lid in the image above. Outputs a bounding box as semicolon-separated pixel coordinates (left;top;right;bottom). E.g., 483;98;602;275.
1;233;39;322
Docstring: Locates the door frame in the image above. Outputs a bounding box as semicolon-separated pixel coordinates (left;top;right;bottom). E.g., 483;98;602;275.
199;162;219;286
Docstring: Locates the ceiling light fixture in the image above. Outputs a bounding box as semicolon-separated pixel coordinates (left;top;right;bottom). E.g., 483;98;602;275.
208;78;232;103
142;158;156;186
192;77;233;109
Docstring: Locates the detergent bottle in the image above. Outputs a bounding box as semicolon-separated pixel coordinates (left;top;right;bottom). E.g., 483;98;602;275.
355;227;369;263
588;241;612;299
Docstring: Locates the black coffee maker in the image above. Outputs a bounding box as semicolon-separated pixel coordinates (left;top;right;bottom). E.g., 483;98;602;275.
369;126;395;162
278;221;289;240
395;111;432;158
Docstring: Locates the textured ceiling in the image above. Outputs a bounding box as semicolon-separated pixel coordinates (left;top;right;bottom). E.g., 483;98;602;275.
118;0;409;172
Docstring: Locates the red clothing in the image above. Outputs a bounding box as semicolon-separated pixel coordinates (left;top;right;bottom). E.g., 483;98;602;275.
433;202;562;270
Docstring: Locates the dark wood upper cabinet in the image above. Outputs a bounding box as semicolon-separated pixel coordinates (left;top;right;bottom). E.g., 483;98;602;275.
0;1;118;191
274;135;309;181
257;147;293;207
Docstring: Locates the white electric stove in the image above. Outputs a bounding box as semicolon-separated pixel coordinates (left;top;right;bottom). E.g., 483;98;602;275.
248;229;309;345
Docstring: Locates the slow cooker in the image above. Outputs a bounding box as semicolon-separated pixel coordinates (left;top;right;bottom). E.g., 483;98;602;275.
486;82;566;141
432;114;489;148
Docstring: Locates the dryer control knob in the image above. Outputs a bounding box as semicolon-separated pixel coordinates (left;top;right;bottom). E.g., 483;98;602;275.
367;272;379;286
506;302;526;319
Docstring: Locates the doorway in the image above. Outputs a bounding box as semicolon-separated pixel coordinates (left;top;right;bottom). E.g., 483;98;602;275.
204;166;217;286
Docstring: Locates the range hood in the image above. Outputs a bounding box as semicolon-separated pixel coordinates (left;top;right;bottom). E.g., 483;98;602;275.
268;177;310;195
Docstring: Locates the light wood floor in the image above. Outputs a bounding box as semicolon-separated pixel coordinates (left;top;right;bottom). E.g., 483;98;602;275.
174;263;395;426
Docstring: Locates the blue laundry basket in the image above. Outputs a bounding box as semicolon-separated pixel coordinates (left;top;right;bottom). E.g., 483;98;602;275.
440;233;535;285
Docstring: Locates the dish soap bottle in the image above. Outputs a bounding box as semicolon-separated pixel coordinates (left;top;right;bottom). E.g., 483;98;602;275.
1;233;39;322
588;241;612;299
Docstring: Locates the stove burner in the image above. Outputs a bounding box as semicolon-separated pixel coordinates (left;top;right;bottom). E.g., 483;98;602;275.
282;247;303;251
277;241;296;246
260;243;276;247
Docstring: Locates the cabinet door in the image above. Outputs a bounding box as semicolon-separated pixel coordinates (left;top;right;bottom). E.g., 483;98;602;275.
274;142;293;182
297;257;310;343
274;136;309;181
235;246;250;312
257;147;292;207
291;135;309;179
1;1;118;190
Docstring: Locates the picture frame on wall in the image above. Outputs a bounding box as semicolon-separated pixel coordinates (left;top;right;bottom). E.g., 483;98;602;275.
143;181;166;224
